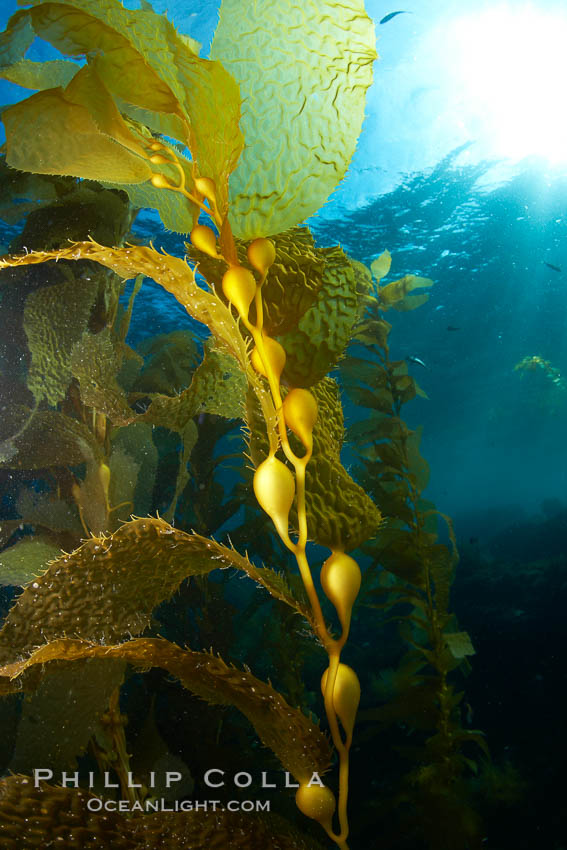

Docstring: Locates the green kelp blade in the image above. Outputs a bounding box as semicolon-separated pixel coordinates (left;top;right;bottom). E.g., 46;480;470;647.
24;273;99;406
0;775;327;850
132;344;247;431
379;273;434;309
70;328;135;426
0;57;78;88
211;0;377;238
64;64;150;157
0;516;313;668
444;631;475;660
111;423;158;517
3;87;153;183
352;317;392;349
295;379;382;550
339;355;389;390
280;246;370;387
0;637;332;782
0;538;62;587
0;521;21;550
370;527;428;587
0;10;34;64
347;412;409;445
112;163;198;234
9;658;126;775
370;250;392;283
0;408;101;469
0;241;280;454
0;242;247;364
390;292;430;311
342;384;395;414
10;0;243;217
406;426;430;492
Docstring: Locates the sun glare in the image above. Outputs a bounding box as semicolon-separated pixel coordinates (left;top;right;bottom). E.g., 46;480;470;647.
449;4;567;162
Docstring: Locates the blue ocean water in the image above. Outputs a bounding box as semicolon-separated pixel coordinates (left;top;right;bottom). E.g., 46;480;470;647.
0;2;566;849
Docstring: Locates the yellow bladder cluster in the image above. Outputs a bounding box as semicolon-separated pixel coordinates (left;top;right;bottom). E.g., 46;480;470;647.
253;455;295;541
150;156;362;850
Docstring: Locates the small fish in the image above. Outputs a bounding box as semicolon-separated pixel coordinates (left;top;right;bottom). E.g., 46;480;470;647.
544;261;562;272
447;325;461;331
405;355;429;370
379;11;410;25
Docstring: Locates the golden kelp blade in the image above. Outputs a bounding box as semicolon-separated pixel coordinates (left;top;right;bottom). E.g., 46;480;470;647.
370;249;392;282
0;57;78;88
4;86;153;183
0;637;332;782
0;775;326;850
1;63;198;232
0;517;313;669
4;0;243;218
211;0;377;238
378;273;435;310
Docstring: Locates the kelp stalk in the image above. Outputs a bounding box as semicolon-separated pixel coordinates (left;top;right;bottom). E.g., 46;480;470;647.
188;209;361;847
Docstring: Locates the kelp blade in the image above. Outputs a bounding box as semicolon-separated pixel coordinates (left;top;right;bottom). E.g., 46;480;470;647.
211;0;377;237
0;637;332;782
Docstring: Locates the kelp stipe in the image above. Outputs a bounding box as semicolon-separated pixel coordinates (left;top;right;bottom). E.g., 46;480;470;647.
341;252;487;848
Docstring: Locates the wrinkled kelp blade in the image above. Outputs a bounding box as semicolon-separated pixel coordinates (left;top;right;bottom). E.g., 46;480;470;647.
280;245;372;387
185;226;325;337
211;0;377;237
248;378;382;550
0;242;279;452
0;775;326;849
24;273;99;405
0;516;312;668
302;379;382;549
0;638;332;781
0;241;246;362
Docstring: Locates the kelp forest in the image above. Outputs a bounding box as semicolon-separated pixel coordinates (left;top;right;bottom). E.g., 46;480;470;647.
0;1;495;848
